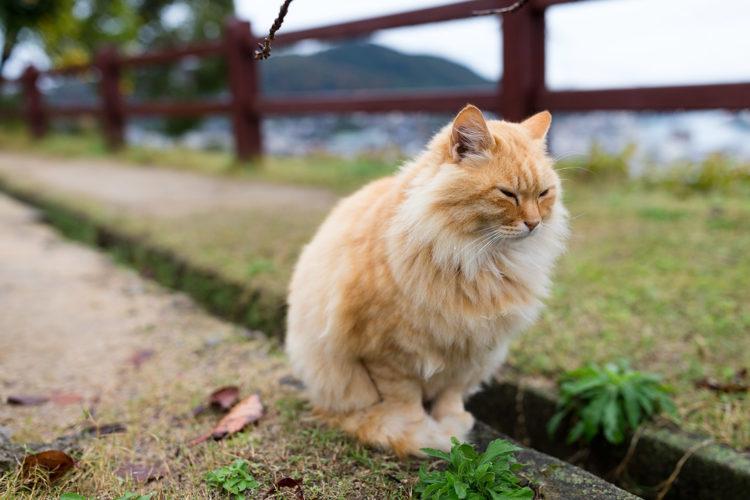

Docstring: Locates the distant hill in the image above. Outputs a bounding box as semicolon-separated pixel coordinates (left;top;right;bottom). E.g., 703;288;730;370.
261;42;493;94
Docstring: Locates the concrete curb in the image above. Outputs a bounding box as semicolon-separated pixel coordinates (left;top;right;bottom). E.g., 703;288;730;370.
468;381;750;500
471;422;639;499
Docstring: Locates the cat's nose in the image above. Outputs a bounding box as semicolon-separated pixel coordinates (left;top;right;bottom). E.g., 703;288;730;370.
524;220;540;231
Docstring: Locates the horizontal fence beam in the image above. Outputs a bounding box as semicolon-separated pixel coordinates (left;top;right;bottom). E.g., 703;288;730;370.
272;0;585;47
274;0;508;46
258;89;499;114
45;64;94;77
46;104;100;116
538;83;750;112
126;100;232;117
0;107;22;118
120;40;225;67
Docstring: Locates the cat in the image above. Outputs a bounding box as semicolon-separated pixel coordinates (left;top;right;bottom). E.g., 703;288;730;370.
286;105;568;457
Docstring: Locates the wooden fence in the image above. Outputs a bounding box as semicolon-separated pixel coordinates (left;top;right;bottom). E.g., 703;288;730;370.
1;0;749;160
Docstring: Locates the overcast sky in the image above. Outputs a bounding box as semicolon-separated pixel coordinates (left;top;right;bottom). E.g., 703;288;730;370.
236;0;750;89
4;0;750;89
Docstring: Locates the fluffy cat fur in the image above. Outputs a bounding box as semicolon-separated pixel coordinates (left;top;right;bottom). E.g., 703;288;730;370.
286;105;569;456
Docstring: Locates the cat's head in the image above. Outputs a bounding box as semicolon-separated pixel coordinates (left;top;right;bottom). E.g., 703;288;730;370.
410;104;562;242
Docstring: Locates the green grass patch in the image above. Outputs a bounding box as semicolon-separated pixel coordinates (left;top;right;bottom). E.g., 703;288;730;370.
205;459;259;499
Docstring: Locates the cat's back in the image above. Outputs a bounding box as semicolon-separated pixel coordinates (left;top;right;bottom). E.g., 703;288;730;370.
303;175;401;253
288;174;401;295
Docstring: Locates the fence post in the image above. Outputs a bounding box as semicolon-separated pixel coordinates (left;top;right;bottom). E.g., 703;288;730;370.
500;5;546;122
21;65;46;138
97;46;125;149
225;18;262;161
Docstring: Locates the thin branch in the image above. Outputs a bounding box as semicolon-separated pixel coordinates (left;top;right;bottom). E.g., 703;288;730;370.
254;0;294;60
474;0;531;16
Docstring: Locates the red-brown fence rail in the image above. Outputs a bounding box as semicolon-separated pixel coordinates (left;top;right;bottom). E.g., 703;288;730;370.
1;0;749;160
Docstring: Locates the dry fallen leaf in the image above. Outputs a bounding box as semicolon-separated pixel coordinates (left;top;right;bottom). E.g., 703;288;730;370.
267;477;304;499
115;462;167;483
695;368;749;394
128;349;155;368
209;386;240;411
190;394;264;445
22;450;75;483
50;393;84;406
7;395;49;406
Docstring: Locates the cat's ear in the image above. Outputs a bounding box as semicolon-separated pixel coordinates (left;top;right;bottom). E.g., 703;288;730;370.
521;110;552;141
450;104;494;162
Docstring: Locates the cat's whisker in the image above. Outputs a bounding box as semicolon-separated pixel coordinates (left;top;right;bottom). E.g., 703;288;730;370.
462;231;496;255
555;165;591;173
476;230;503;255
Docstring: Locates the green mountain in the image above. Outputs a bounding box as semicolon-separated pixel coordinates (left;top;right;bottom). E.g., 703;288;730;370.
260;42;493;94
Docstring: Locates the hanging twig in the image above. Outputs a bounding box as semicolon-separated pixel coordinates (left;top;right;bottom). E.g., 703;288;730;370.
474;0;531;16
254;0;294;60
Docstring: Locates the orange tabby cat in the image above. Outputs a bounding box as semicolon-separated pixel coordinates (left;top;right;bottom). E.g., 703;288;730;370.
286;105;568;456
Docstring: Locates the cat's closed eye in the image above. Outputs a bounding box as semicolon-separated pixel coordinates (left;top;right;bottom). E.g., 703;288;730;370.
498;188;518;202
539;188;550;198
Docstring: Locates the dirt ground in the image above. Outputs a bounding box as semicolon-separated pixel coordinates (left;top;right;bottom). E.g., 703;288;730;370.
0;152;337;218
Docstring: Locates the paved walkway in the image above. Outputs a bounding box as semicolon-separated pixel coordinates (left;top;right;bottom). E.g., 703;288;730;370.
0;192;277;443
0;152;336;217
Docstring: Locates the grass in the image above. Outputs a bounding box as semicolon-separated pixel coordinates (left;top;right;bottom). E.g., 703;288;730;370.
0;126;748;455
0;324;415;498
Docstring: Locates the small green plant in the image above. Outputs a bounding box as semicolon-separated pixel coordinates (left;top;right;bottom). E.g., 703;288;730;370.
246;258;275;278
415;437;534;500
60;494;88;500
117;491;154;500
548;361;676;445
205;459;259;499
115;493;153;500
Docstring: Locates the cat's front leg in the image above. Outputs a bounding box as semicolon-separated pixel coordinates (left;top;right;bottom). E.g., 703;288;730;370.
430;386;475;438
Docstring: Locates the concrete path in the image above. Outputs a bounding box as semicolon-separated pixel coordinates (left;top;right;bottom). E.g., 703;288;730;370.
0;152;336;217
0;193;266;443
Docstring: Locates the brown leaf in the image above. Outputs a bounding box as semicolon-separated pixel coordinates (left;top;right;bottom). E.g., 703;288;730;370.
7;395;49;406
267;477;304;499
128;349;155;368
696;379;749;394
695;369;749;394
22;450;75;483
115;462;166;483
190;394;263;445
50;392;84;406
209;386;240;411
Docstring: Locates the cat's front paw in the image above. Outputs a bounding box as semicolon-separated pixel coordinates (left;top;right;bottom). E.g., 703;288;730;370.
436;410;475;440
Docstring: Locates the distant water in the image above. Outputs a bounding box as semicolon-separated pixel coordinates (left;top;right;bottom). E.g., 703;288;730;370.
125;110;750;170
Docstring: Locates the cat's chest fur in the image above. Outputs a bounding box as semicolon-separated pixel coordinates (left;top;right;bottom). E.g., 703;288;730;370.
386;208;567;382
